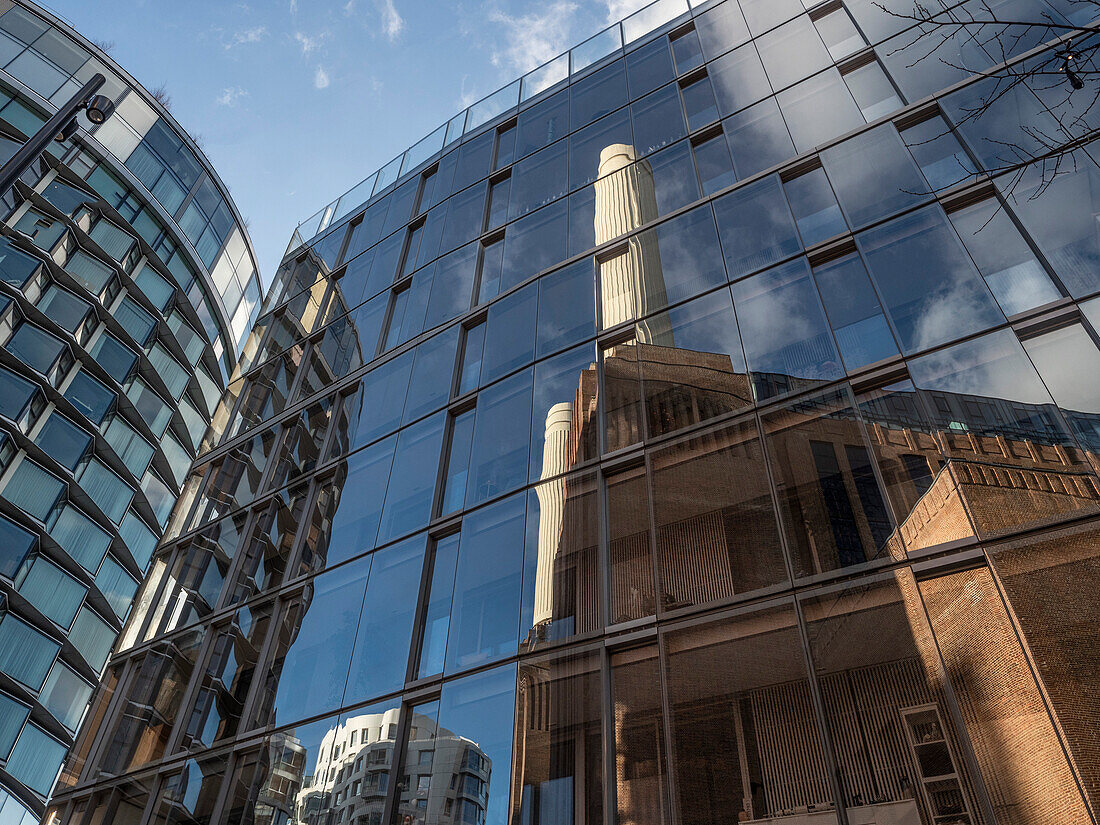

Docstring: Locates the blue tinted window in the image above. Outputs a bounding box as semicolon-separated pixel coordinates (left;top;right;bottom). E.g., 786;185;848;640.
530;344;598;482
0;614;59;689
509;140;568;219
626;36;675;98
517;90;569;158
467;369;533;506
481;283;537;384
325;436;396;567
631;84;686;157
0;513;35;579
404;326;460;422
537;259;596;358
90;333;137;383
724;98;796;180
569;108;633;190
6;323;65;375
812;253;900;371
0;366;37;421
346;351;413;452
424;243;477;330
33;412;91;471
713;175;800;278
570;59;627;128
377;413;446;543
500;200;568;292
709;42;772;117
64;370;115;424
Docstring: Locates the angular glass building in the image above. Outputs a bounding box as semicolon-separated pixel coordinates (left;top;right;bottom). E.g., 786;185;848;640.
0;2;262;821
47;0;1100;824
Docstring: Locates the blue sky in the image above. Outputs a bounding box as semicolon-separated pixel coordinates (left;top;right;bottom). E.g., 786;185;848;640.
46;0;650;286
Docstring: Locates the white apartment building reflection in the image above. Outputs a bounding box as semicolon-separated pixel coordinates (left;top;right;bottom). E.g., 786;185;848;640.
290;709;490;825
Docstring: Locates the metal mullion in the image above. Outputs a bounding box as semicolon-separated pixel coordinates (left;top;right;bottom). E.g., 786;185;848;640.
159;611;222;758
791;595;852;825
234;585;298;741
752;410;800;586
598;465;612;634
599;643;616;825
77;654;139;786
211;503;264;613
654;626;682;825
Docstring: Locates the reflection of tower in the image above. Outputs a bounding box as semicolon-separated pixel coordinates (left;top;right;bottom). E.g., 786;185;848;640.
533;402;573;628
595;144;673;344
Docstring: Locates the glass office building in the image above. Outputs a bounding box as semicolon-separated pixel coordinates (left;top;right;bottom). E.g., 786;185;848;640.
48;0;1100;824
0;1;262;821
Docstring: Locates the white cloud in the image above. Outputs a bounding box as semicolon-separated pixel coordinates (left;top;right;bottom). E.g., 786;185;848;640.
377;0;405;41
458;74;479;108
295;31;326;54
289;0;298;12
314;65;330;89
216;86;249;106
343;0;356;13
488;1;578;75
604;0;650;23
226;25;267;48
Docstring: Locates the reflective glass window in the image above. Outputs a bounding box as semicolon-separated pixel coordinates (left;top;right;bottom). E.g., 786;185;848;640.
948;199;1061;316
481;282;538;384
270;557;371;725
610;646;667;824
695;0;750;59
439;180;488;254
518;90;569;158
4;458;65;521
383;268;432;351
713;174;801;279
857;206;1005;353
495;122;517;170
631;84;687;157
446;495;526;672
403;325;460;422
441;409;476;516
724;97;797;179
570;59;627;128
325;436;396;566
424;242;477;329
648;140;702;217
626;35;675;98
7;323;65;375
812;253;900;370
452;130;495;191
602;335;644;453
680;74;719;131
18;556;85;628
693;132;736;195
38;285;92;335
639;289;751;437
417;534;460;677
783;166;847;247
377;412;446;543
500;200;568;292
900;115;977;192
671;27;704;74
0;513;35;579
570;107;634;190
0;365;36;422
538;258;597;358
821;124;930;227
488;175;510;229
665;603;829;824
458;321;486;395
509;139;568;220
530;344;599;483
608;465;655;622
757;15;831;90
843;60;903;121
478;236;505;304
467;369;533;505
1023;323;1100;454
0;614;59;689
653;419;787;611
764;385;894;576
731;258;843;401
814;6;866;60
34;411;91;471
709;42;772;117
741;0;804;33
345;534;426;704
778;69;864;154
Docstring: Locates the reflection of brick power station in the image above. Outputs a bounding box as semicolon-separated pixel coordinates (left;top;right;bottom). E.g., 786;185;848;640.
518;143;1100;825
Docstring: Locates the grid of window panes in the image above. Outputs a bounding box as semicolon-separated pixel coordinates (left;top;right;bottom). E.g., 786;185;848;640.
0;1;262;360
47;0;1100;824
0;76;240;817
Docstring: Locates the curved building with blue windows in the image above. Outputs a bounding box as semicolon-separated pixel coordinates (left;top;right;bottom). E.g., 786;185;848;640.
0;1;261;821
46;1;1100;824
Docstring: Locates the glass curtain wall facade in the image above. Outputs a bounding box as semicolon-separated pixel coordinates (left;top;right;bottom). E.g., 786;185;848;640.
48;1;1100;825
0;1;261;821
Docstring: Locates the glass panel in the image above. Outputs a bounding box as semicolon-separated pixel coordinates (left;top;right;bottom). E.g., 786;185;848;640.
537;259;596;359
467;369;533;505
441;409;475;516
390;699;438;823
731;258;843;401
693;132;735;195
403;326;459;423
764;385;895;577
570;107;634;190
784;166;847;247
608;465;655;623
34;411;91;471
695;0;750;59
611;646;668;825
814;6;866;60
4;459;65;521
1023;323;1100;455
666;603;836;824
844;60;903;121
757;15;831;90
500;200;568;292
901;115;977;193
631;84;687;157
777;69;864;154
344;351;413;453
417;534;460;678
0;614;59;689
478;236;505;304
513;649;604;822
857;206;1005;353
325;436;396;567
713;174;800;279
812;252;900;371
531;344;600;485
671;27;704;73
709;42;772;118
570;59;628;129
680;74;719;130
446;495;526;673
724;97;796;179
439;181;488;255
424;242;477;329
626;36;675;98
509;139;569;219
517;90;569;158
948;199;1061;316
459;322;486;395
377;412;446;543
803;574;984;824
481;283;537;384
7;323;65;375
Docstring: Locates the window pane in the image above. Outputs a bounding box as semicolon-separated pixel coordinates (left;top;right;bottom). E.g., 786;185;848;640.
671;28;704;74
270;557;370;726
517;89;569;158
446;495;526;672
325;436;396;567
693;132;735;195
424;242;477;329
345;534;425;704
713;174;800;279
467;369;533;505
34;411;91;470
500;200;568;292
695;0;750;59
948;199;1061;316
640;289;750;437
18;556;86;628
481;283;537;384
570;59;627;128
666;603;832;824
814;6;866;60
38;285;91;334
723;97;796;180
403;325;460;422
757;15;831;90
611;646;667;825
377;412;446;543
344;350;413;452
857;206;1004;353
570;108;634;191
631;84;686;157
844;60;903;121
452;130;495;191
4;459;65;521
513;650;604;822
0;513;35;579
7;323;65;375
784;166;847;248
530;344;599;483
509;139;568;219
812;252;900;370
821;124;929;228
732;257;846;402
764;385;894;577
608;466;655;623
680;74;719;131
778;69;864;154
626;36;675;98
901;115;977;193
439;181;488;254
459;322;486;395
441;410;476;516
0;614;60;689
1023;323;1100;454
537;259;596;359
